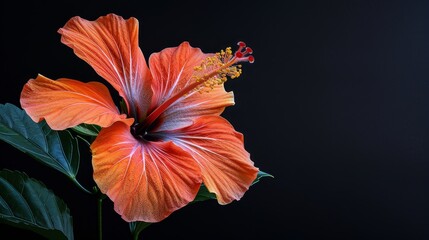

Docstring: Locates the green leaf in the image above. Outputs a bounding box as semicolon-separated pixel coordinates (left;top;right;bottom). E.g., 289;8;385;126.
71;123;101;137
129;221;151;240
0;169;74;240
251;170;274;186
0;103;79;179
192;184;217;202
192;170;274;203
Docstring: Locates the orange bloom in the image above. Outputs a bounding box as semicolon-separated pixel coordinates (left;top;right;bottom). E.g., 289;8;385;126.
20;14;258;222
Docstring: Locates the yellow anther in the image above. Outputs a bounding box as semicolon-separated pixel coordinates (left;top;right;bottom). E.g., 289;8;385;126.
191;46;245;93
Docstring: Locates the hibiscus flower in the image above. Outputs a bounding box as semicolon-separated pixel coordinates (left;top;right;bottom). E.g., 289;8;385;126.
20;13;258;223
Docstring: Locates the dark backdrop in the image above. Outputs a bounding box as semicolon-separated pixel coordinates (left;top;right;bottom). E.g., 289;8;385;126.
1;1;428;239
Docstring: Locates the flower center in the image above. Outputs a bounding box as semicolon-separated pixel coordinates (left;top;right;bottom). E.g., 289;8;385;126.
133;41;254;137
131;123;162;141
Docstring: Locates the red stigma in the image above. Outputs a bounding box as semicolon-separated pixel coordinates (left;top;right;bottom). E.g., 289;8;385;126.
234;41;254;63
248;55;255;63
238;41;246;47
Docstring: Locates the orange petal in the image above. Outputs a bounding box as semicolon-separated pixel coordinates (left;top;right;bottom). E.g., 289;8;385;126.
149;42;234;131
20;74;132;130
166;116;259;204
91;122;202;222
149;42;206;107
58;14;153;121
152;84;234;131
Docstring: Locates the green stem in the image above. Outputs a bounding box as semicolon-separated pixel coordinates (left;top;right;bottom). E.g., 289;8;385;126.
98;197;103;240
131;221;151;240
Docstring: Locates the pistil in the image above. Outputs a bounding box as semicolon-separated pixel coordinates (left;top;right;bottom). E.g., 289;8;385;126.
134;41;254;136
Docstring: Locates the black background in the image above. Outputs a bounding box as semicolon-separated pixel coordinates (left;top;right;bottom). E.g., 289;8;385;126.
1;1;428;239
